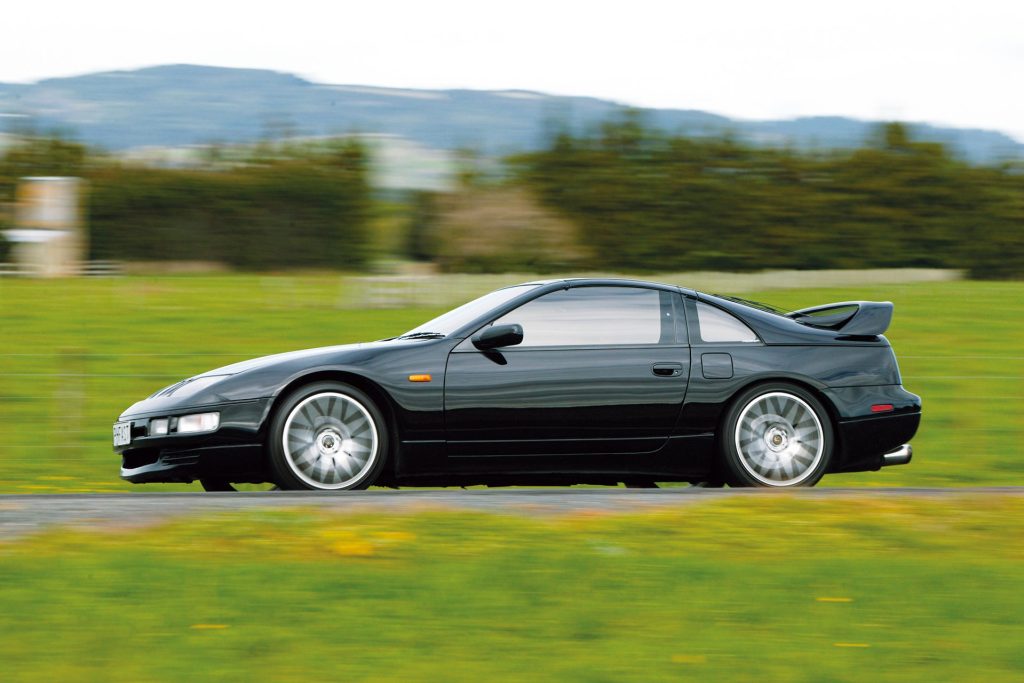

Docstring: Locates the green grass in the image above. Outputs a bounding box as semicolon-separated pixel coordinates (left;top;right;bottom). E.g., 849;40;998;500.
1;278;1021;680
0;275;1022;491
1;496;1022;682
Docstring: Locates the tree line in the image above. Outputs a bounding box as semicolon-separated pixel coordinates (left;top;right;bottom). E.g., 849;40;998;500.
0;137;371;270
2;120;1022;278
499;119;1023;279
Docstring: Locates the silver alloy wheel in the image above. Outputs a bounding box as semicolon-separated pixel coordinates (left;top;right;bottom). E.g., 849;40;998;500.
734;391;824;486
280;391;379;490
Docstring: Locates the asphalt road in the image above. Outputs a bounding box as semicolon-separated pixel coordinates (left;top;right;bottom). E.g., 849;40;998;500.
2;487;1022;539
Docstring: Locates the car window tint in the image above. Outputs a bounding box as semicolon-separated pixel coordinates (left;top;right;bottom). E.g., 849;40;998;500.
494;286;662;346
696;301;759;343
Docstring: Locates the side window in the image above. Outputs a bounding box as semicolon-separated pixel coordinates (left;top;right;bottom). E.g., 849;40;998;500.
696;301;759;343
493;286;668;347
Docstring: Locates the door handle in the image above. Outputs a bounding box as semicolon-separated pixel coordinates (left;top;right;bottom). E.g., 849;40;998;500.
652;362;683;377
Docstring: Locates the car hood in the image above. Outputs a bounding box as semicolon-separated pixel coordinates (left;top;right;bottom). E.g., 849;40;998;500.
120;338;424;419
193;342;371;378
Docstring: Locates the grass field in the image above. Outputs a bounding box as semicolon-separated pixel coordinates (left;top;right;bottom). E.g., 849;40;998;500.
2;274;1023;682
1;495;1022;682
1;274;1022;491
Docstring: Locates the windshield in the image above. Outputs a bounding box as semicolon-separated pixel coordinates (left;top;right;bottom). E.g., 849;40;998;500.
402;285;539;337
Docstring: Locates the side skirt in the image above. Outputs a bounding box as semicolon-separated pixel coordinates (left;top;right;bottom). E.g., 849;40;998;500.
392;434;715;483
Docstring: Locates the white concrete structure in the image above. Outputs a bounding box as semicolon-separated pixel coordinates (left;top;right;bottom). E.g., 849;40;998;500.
2;177;86;277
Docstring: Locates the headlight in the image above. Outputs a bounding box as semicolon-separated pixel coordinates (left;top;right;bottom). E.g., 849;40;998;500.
176;412;220;434
149;418;169;436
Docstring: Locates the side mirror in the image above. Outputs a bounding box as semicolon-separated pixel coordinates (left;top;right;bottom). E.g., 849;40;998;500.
472;323;524;351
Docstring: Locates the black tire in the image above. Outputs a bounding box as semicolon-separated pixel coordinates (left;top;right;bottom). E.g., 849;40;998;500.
720;382;833;488
268;381;390;491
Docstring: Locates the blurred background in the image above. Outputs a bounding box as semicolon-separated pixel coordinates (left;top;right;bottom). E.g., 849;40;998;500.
2;3;1024;681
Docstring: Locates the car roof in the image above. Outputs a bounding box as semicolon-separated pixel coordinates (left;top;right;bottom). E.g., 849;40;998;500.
518;277;697;297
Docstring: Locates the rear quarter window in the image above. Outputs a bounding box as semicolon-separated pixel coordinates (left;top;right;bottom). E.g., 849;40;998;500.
696;301;759;343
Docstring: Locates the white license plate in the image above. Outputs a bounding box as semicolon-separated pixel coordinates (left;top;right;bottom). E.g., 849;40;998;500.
113;422;132;447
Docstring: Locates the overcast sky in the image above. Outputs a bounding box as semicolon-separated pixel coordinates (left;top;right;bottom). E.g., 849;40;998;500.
3;0;1022;141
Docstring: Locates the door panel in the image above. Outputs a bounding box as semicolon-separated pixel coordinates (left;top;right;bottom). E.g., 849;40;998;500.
445;345;690;456
443;285;691;461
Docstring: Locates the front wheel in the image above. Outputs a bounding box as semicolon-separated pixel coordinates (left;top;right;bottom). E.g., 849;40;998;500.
721;383;833;487
268;381;389;491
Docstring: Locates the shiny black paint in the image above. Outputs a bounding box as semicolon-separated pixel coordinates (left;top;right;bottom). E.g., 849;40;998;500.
472;323;524;351
115;278;921;486
444;343;691;455
117;399;270;483
833;412;921;472
790;301;894;337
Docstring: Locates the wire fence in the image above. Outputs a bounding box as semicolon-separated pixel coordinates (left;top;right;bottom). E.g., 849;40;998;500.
0;261;124;277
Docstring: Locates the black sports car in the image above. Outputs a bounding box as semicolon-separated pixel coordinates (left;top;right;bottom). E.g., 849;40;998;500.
114;279;920;490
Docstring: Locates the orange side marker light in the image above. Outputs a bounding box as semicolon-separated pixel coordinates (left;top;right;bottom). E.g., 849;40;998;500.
408;374;432;383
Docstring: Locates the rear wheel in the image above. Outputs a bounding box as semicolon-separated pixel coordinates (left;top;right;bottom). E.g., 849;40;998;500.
721;383;833;487
268;381;389;491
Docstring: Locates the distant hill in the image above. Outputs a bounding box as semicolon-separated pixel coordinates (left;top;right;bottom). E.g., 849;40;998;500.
1;64;1021;163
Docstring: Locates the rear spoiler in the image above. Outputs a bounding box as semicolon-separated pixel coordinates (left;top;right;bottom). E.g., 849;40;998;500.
787;301;893;336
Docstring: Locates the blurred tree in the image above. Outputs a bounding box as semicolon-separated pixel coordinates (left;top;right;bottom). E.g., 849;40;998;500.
878;121;911;151
513;118;1024;278
3;125;1022;278
87;139;372;269
0;134;89;201
404;191;439;262
431;186;589;273
962;167;1024;279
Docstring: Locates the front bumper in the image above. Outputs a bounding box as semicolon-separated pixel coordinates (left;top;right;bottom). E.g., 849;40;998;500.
121;444;266;483
116;398;271;483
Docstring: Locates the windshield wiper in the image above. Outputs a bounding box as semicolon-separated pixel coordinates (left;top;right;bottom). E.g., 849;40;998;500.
395;331;446;340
